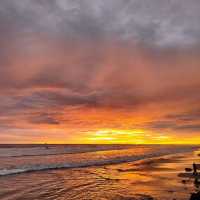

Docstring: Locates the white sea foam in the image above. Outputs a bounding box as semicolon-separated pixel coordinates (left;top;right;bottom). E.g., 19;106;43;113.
0;146;198;176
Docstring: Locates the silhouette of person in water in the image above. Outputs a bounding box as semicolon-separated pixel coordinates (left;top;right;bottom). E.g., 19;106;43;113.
193;163;198;175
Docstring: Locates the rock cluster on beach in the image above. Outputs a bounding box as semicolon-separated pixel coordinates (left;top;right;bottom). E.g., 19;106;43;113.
190;191;200;200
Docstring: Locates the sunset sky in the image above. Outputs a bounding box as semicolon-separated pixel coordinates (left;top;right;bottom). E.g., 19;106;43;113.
0;0;200;144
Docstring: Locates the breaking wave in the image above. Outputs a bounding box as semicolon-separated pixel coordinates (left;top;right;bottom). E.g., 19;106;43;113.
0;146;197;176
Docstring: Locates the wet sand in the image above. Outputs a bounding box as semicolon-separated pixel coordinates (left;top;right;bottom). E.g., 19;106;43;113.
0;149;200;200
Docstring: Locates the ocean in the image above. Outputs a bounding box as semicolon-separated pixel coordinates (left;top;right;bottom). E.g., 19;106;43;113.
0;144;199;200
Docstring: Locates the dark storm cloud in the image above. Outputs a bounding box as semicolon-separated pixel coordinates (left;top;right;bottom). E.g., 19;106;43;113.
143;119;200;133
166;110;200;122
143;108;200;133
144;121;200;133
1;0;200;46
144;120;177;130
174;124;200;132
28;112;60;125
0;89;99;114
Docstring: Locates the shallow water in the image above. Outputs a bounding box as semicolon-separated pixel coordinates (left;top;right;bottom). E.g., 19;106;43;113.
0;145;197;176
0;145;199;200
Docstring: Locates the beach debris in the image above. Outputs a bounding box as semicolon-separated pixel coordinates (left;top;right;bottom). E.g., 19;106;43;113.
190;191;200;200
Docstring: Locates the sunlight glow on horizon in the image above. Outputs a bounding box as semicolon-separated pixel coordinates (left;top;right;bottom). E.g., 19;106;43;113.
83;129;173;144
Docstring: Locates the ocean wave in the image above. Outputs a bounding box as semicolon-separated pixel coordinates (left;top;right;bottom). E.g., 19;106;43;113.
0;146;197;176
0;145;135;158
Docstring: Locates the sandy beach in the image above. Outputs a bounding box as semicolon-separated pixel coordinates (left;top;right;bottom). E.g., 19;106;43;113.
0;146;200;200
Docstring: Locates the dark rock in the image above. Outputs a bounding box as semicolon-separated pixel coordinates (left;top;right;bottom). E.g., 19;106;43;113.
182;180;187;184
194;178;200;185
185;168;193;172
190;191;200;200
